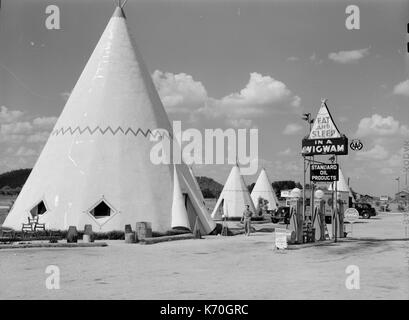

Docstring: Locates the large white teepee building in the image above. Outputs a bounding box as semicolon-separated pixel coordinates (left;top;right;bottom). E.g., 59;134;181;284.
251;168;278;211
211;165;256;219
3;7;216;234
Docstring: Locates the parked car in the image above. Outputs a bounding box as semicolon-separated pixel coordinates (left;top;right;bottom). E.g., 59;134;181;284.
271;206;290;224
354;202;376;219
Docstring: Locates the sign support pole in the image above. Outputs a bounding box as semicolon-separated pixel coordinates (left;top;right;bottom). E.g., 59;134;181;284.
303;156;306;220
335;155;339;242
311;156;314;222
333;180;337;243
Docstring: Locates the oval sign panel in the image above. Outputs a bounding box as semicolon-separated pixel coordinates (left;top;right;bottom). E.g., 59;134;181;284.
344;208;359;223
350;139;363;151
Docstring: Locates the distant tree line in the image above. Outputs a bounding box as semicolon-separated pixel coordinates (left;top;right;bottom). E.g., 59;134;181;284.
196;176;223;198
0;169;31;195
0;186;22;195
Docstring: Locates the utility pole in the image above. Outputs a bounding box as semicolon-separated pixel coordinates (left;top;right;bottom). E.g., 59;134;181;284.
329;155;337;242
302;112;314;220
303;158;306;219
335;155;338;242
310;119;314;222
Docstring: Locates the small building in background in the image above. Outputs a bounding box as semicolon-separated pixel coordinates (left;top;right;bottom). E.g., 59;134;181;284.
395;189;409;203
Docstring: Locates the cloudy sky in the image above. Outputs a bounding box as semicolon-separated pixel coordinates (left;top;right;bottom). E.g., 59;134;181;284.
0;0;408;196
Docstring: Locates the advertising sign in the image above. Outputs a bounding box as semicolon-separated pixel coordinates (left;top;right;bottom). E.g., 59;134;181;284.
302;100;348;156
344;208;359;223
302;137;348;156
350;139;363;151
308;102;341;140
310;163;339;182
280;190;292;198
275;228;288;250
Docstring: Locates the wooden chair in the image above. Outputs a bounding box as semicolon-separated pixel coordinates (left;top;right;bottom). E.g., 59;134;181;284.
28;216;46;231
28;216;37;225
0;228;16;241
21;218;35;239
22;217;34;232
34;221;46;231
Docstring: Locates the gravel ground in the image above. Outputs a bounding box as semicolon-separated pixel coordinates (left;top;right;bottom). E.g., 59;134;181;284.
0;212;408;299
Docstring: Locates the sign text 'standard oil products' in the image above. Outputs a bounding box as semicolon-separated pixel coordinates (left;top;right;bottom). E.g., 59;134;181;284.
310;163;339;182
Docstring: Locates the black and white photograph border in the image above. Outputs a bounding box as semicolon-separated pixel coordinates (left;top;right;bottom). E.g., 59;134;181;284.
0;0;409;303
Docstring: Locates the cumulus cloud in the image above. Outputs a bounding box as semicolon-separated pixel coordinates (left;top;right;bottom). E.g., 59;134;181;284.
0;113;56;172
283;123;303;135
27;131;51;143
152;70;207;113
393;79;409;97
15;146;37;157
0;121;32;136
32;116;58;129
0;106;24;124
355;144;389;160
0;116;57;142
211;73;300;117
356;114;409;137
358;149;405;176
328;47;370;64
153;70;301;123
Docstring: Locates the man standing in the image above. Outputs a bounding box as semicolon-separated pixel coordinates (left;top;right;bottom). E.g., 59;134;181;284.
241;204;253;236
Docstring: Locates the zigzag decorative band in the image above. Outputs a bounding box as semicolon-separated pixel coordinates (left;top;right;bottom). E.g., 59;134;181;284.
51;126;172;139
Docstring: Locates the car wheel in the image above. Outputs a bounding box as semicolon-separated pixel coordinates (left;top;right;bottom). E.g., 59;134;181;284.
271;218;279;224
362;212;370;219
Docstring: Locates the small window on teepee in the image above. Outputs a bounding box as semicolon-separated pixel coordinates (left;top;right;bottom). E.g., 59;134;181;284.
89;201;111;218
30;201;47;216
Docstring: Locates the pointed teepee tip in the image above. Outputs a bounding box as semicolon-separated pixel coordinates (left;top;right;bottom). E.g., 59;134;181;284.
112;5;126;18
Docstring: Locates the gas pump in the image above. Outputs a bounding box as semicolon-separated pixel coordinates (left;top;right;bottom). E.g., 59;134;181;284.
338;195;345;238
288;188;303;244
313;190;326;241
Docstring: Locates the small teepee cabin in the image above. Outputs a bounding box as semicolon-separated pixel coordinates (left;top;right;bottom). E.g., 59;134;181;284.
251;168;278;212
211;165;256;219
